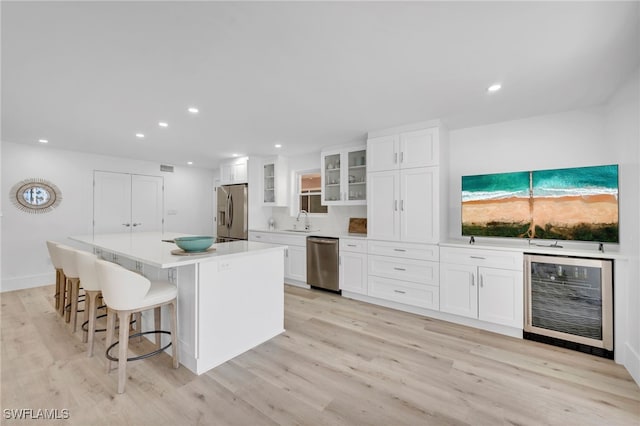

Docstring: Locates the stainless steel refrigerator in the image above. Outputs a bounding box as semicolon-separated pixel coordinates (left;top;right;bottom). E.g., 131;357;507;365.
216;183;248;242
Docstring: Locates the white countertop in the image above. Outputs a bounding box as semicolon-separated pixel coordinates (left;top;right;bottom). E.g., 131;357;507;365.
70;232;286;268
249;228;368;239
440;238;625;260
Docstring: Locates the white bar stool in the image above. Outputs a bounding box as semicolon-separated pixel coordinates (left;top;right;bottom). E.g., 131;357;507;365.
95;259;178;394
57;245;84;332
75;250;104;357
45;241;66;315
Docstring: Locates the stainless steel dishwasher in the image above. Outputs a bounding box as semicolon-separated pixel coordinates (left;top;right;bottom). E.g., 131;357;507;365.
306;236;339;292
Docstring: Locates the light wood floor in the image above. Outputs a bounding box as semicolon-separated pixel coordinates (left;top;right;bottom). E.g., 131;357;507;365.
1;284;639;425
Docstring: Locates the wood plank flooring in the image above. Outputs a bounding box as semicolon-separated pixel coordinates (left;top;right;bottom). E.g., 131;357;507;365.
1;284;638;425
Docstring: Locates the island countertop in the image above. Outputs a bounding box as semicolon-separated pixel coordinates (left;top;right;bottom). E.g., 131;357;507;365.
70;231;285;269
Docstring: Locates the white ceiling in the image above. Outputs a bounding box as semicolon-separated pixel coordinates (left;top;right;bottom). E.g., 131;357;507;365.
2;1;639;169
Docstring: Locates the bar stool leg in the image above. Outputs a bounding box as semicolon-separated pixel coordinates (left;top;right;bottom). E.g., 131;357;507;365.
58;270;67;316
64;278;72;323
117;311;132;394
54;269;61;310
105;309;116;374
154;307;162;349
84;290;101;355
69;277;81;332
169;300;178;368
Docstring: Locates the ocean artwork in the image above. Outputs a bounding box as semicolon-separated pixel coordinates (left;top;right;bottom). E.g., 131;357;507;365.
462;165;619;243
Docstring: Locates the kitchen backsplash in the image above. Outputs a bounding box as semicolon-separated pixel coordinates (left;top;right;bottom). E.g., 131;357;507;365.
269;206;367;235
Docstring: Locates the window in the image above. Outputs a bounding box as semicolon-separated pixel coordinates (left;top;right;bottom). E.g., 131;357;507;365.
298;171;327;214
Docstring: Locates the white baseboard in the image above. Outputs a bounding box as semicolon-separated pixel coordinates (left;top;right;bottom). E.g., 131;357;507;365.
624;342;640;386
1;272;54;293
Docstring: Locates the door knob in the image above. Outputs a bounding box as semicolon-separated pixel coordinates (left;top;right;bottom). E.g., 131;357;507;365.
122;223;131;227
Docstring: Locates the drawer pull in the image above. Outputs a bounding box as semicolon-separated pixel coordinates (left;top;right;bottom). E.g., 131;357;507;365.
394;290;406;294
393;248;407;252
470;256;485;260
347;244;357;247
393;267;406;271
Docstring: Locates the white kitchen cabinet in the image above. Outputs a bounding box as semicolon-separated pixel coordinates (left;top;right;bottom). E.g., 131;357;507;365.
367;128;439;173
339;238;367;295
262;156;288;206
321;146;366;206
367;167;439;244
439;246;523;329
285;245;307;283
248;231;307;286
367;240;440;310
220;157;248;185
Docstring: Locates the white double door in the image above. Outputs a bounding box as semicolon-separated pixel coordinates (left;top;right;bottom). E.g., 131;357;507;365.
93;171;164;234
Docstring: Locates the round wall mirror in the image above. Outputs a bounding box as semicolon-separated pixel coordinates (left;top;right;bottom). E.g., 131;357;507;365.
10;178;62;213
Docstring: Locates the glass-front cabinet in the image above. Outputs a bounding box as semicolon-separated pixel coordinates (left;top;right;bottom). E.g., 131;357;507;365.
321;146;366;206
261;156;288;206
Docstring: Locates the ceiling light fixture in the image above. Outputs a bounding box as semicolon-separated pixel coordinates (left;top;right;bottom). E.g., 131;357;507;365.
487;83;502;93
158;122;168;127
232;153;239;157
274;144;282;148
38;139;48;144
187;161;193;165
188;107;199;114
135;133;145;139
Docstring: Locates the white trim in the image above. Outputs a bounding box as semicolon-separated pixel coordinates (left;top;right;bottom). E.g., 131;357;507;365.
624;342;640;386
1;273;54;292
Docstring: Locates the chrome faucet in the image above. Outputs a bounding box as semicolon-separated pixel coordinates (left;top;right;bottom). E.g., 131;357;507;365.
296;210;310;230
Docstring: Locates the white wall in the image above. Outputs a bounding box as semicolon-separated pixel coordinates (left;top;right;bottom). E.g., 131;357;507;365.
604;68;640;383
447;70;640;381
1;142;216;292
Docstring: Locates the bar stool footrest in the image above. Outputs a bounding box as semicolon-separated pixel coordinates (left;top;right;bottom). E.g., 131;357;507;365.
106;331;172;362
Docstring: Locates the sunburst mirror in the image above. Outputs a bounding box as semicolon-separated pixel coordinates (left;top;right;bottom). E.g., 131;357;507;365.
10;178;62;214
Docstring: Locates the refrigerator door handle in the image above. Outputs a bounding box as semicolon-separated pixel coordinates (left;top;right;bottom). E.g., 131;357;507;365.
228;193;234;229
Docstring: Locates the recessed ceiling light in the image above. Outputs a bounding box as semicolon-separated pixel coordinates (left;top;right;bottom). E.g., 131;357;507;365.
158;122;168;127
187;161;193;165
487;83;502;93
135;133;145;139
232;153;239;157
274;144;282;148
38;139;48;144
188;107;199;114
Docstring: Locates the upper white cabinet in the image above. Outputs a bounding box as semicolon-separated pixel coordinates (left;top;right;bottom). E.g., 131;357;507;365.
367;166;439;244
220;157;248;185
367;123;445;244
262;156;288;206
367;128;439;173
321;146;366;206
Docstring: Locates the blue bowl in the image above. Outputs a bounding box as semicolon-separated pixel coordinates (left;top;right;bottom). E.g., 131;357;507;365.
174;236;214;252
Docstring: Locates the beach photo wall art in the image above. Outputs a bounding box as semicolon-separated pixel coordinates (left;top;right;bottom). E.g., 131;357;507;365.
461;164;619;243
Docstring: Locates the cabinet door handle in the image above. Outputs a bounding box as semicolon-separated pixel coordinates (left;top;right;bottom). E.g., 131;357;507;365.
393;248;406;252
400;152;404;163
122;223;131;227
471;274;475;286
394;289;406;294
132;223;142;227
470;256;486;260
394;200;398;211
394;152;398;164
393;267;406;271
480;275;483;288
285;248;288;257
401;200;404;211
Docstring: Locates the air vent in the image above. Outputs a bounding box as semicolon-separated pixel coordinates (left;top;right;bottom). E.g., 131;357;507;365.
160;164;174;173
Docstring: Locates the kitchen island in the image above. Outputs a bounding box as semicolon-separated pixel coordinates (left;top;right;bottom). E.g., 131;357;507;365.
71;232;285;375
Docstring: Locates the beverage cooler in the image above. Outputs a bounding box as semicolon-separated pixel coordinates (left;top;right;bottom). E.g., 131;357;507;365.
524;254;613;359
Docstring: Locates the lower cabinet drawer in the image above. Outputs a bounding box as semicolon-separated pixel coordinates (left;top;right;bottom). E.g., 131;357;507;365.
368;276;439;310
368;255;439;286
